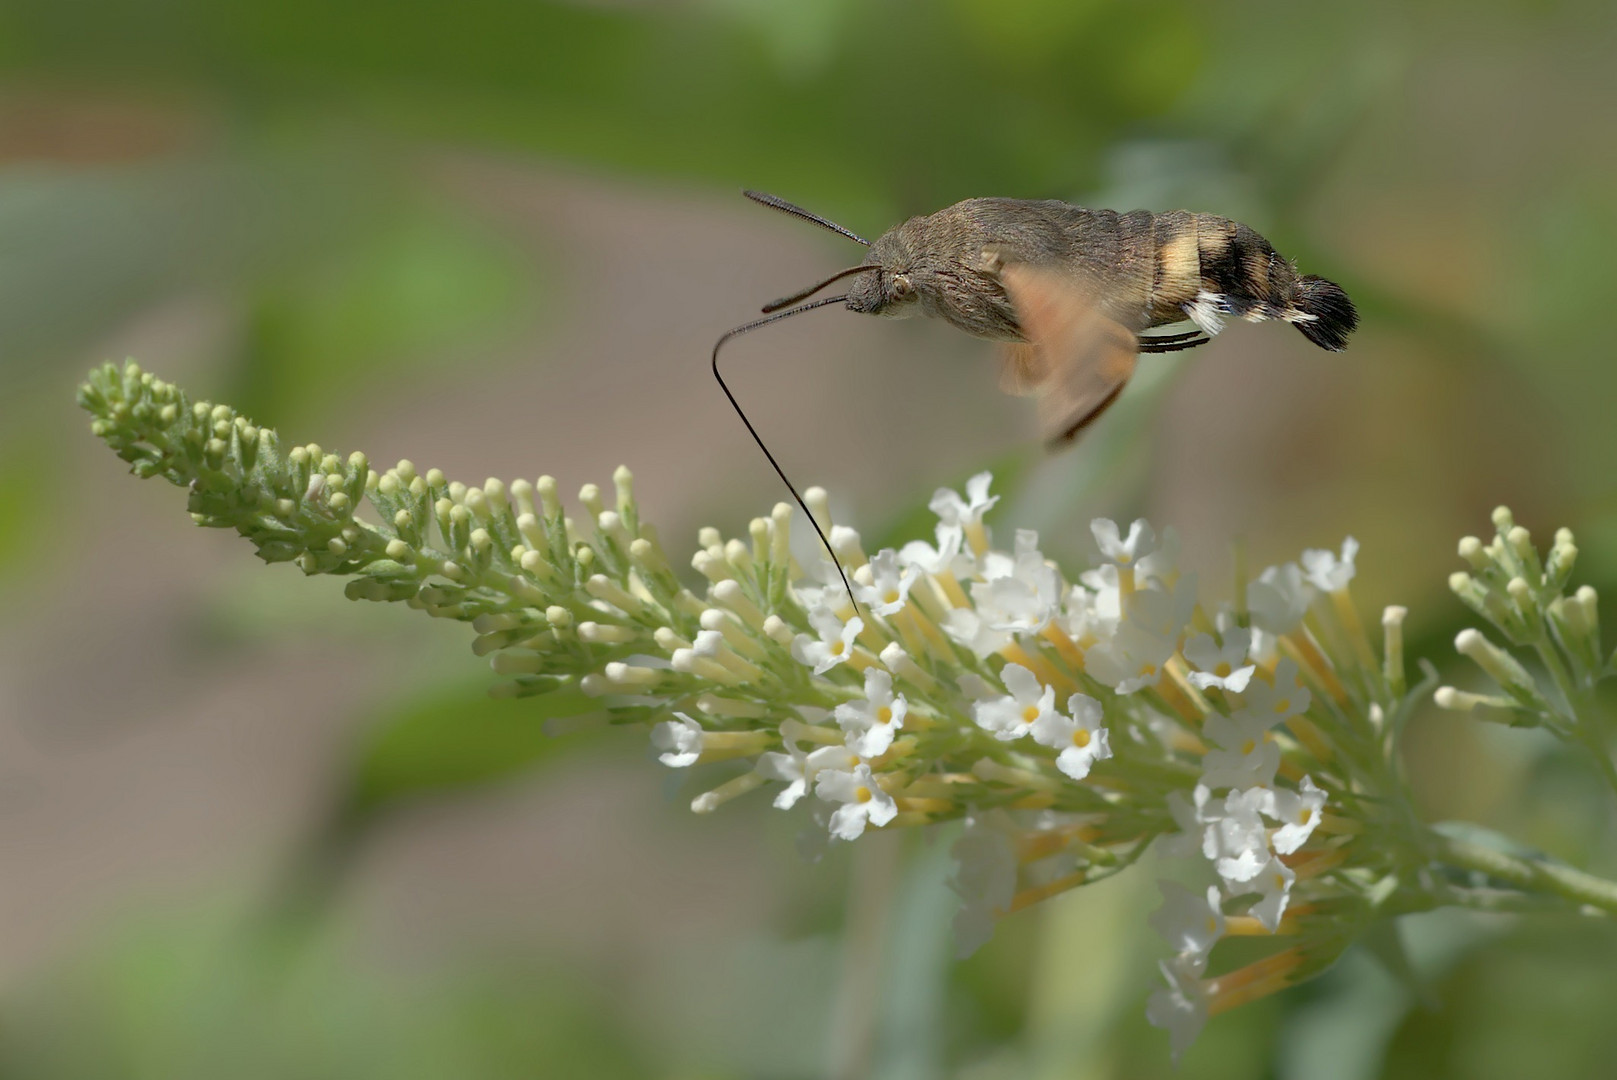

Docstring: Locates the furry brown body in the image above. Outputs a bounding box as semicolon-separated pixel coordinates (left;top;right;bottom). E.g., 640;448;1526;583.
845;198;1355;352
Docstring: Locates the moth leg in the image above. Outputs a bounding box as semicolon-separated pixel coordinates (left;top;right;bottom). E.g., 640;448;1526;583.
1138;329;1205;345
1138;335;1210;354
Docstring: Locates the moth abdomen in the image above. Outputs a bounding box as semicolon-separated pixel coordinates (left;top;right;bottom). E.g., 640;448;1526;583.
1164;213;1357;351
1289;276;1357;351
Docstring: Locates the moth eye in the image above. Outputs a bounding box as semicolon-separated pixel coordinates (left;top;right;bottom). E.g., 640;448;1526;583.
891;274;913;297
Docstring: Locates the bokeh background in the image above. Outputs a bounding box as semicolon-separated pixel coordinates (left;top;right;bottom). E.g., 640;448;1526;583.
4;0;1617;1076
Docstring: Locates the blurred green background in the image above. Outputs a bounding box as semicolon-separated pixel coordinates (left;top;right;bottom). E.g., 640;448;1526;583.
4;0;1617;1076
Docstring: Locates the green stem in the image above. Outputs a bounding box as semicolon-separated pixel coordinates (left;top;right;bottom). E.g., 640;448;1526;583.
1572;721;1617;799
1531;639;1617;797
1427;830;1617;917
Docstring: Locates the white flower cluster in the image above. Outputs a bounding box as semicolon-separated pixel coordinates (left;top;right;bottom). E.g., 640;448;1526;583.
640;472;1380;1062
1144;542;1355;1058
86;362;1617;1068
650;474;1202;846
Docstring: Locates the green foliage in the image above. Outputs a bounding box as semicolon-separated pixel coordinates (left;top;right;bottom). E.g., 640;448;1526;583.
0;906;653;1080
346;680;604;817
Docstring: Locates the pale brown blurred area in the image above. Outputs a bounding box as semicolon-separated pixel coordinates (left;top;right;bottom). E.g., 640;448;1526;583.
0;88;209;166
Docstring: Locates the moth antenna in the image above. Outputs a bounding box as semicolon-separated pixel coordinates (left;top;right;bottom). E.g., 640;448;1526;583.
711;294;861;616
762;265;875;313
743;190;871;246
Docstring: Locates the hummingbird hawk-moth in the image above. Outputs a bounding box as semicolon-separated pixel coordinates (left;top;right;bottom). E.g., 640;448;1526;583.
711;190;1358;603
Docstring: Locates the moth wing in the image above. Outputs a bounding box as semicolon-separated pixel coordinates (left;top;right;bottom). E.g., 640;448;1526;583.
997;262;1141;447
997;342;1045;396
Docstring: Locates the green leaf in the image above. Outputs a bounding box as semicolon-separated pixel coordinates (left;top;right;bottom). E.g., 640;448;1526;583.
345;679;607;817
1361;920;1436;1011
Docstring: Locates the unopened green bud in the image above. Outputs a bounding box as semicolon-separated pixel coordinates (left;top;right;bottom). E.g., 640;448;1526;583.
613;466;634;514
1455;628;1543;709
536;475;561;518
483;478;508;511
579;483;605;520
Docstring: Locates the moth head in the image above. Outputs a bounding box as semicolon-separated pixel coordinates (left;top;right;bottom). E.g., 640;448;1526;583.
845;264;920;317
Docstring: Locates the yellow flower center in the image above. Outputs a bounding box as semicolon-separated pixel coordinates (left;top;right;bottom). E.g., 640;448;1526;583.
884;589;899;604
1273;872;1287;889
1022;705;1041;724
1215;662;1232;677
1241;739;1256;755
876;706;894;725
1071;729;1091;748
830;640;845;656
855;786;872;804
1206;915;1218;933
1273;697;1291;714
1137;663;1158;677
1299;808;1313;825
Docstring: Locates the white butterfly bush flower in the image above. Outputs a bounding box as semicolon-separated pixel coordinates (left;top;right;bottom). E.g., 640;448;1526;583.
1133;526;1181;587
857;548;919;617
1247;855;1298;932
1031;692;1112;780
1092;517;1156;565
815;762;898;840
1198;710;1284;791
932;471;998;541
942;606;1012;659
1183;616;1256;692
651;713;706;767
1239;658;1312;721
1158;785;1215;859
791;606;863;674
981;531;1062;629
1060;577;1121;644
1084;622;1177;694
1202;787;1274;885
1146;956;1210;1063
755;718;857;810
1247;561;1316;635
1265;776;1327;854
1301;536;1359;593
899;516;974;579
949;815;1019;958
1150;881;1226;964
972;662;1057;741
834;667;908;758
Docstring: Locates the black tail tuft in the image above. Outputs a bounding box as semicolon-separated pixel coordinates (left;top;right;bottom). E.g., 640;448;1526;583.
1291;275;1358;351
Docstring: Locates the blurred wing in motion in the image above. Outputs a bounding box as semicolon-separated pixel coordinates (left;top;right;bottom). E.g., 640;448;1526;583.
996;263;1141;447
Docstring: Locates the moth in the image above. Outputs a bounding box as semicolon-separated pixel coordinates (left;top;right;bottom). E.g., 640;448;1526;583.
711;190;1358;602
722;190;1358;446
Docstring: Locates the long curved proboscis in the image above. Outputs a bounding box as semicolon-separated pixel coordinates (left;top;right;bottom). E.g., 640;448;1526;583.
762;264;875;313
743;190;871;247
711;294;860;614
